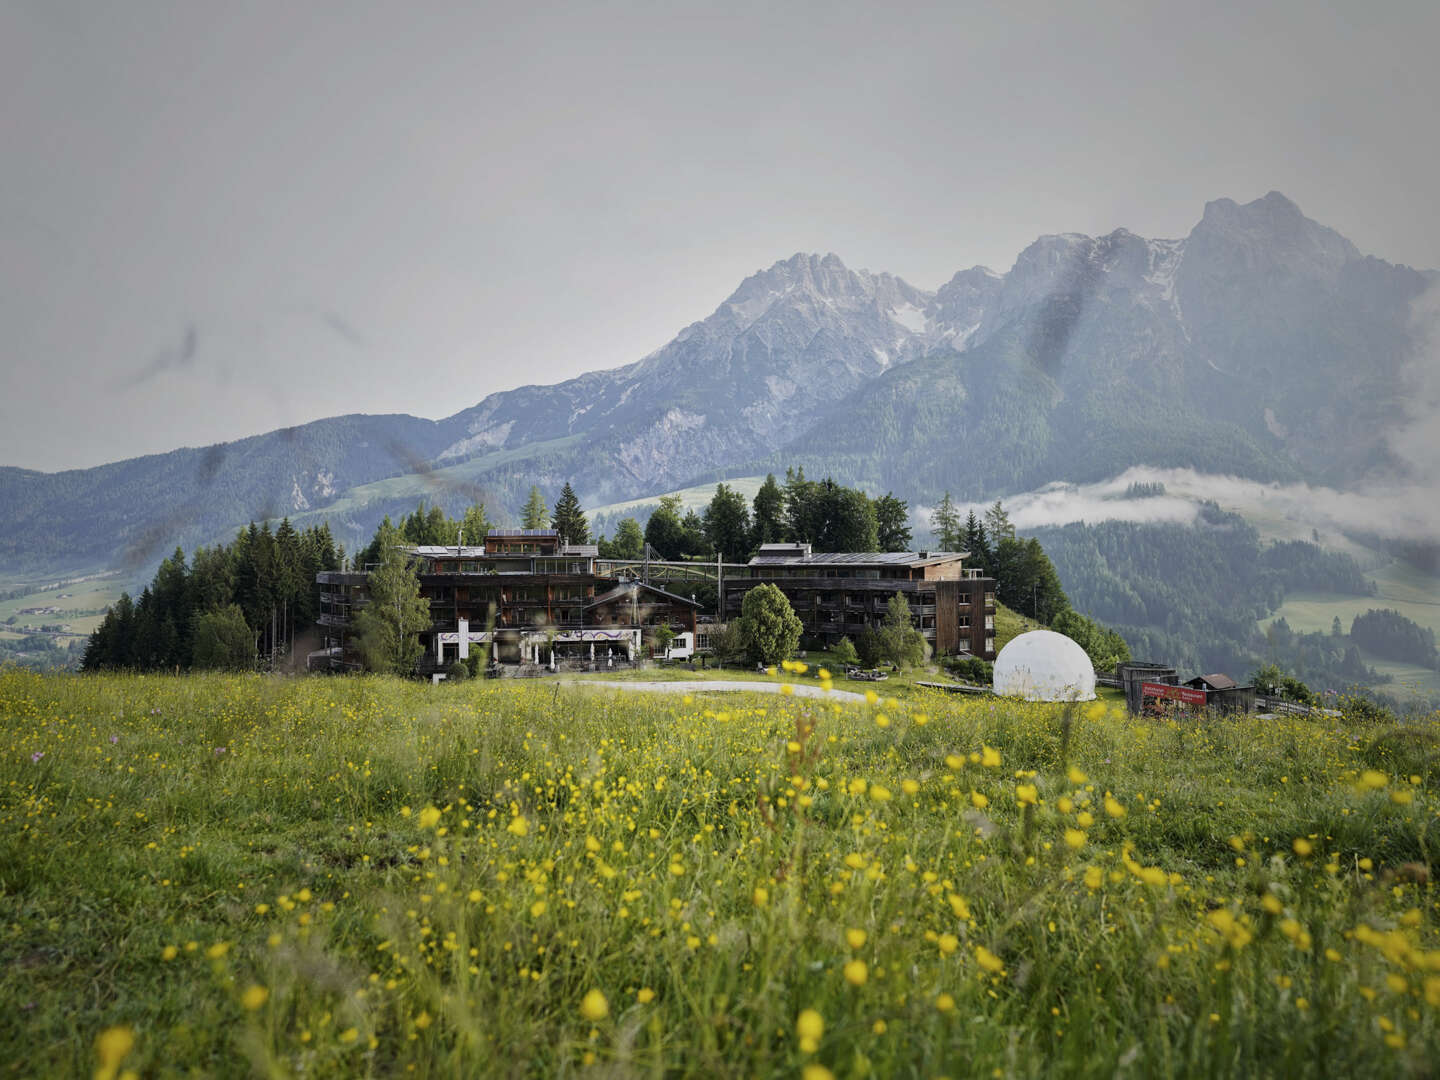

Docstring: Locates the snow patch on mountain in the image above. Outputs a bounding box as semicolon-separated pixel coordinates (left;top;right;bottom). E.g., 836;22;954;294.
889;301;928;334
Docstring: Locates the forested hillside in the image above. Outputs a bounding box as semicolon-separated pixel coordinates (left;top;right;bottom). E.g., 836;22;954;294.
1035;504;1382;688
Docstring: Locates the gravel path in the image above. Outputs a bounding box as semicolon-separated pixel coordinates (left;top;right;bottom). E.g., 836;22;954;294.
558;678;868;703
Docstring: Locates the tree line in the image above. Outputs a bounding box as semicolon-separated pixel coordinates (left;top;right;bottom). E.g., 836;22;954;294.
81;521;343;672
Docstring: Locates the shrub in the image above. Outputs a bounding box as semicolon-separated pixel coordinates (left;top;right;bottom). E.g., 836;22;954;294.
831;636;860;668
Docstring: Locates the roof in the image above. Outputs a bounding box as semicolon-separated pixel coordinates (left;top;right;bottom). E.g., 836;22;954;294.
561;544;599;557
586;580;702;609
748;549;970;569
1186;673;1239;690
487;528;558;538
407;545;488;557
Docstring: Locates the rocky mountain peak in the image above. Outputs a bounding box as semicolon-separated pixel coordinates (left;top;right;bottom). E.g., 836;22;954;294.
1190;190;1358;280
718;252;929;329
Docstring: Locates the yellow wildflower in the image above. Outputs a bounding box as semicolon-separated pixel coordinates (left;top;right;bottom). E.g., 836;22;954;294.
579;989;609;1021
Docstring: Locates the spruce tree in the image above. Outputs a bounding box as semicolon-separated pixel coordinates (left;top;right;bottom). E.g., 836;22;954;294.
551;482;589;544
703;483;751;562
751;473;785;546
874;493;912;552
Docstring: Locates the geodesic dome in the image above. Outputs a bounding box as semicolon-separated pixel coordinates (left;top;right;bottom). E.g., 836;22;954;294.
992;630;1096;702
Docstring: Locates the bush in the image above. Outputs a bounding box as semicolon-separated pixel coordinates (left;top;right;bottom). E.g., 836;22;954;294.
707;622;746;666
831;636;860;668
945;655;993;684
444;660;468;682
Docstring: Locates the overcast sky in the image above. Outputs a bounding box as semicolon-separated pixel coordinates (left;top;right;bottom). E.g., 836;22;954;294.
3;0;1437;471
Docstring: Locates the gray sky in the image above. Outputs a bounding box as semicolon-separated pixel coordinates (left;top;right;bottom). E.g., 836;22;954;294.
3;0;1437;471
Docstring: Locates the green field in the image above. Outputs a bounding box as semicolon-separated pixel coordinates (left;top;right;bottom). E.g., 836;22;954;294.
587;475;769;525
1260;558;1440;699
0;574;125;646
2;671;1436;1077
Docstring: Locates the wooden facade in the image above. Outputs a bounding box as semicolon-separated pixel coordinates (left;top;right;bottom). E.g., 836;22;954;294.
316;529;699;671
720;544;997;659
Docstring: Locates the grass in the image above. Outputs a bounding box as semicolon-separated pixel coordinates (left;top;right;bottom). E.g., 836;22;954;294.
1;670;1437;1077
586;476;769;525
1261;558;1440;700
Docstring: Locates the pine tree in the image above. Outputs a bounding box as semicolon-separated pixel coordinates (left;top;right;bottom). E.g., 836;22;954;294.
521;486;549;530
874;493;912;552
703;483;751;562
930;492;961;550
961;511;992;575
783;467;817;543
551;482;589;544
751;473;785;546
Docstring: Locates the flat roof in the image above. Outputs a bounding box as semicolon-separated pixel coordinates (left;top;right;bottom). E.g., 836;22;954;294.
748;550;971;569
487;528;558;537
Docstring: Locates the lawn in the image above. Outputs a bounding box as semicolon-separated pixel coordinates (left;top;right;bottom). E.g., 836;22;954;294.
1;671;1436;1077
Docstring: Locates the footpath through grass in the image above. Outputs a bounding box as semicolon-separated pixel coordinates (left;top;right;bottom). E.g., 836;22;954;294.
1;670;1438;1077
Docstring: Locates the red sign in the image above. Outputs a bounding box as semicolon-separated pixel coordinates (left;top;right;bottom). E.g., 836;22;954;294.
1141;682;1207;705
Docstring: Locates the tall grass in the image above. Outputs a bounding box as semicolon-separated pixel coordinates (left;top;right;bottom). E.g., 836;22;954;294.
1;669;1435;1077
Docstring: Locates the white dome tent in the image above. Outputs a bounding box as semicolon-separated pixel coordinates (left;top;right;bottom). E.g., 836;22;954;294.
992;630;1096;702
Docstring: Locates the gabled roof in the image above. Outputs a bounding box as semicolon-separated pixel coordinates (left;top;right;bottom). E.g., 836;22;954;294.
1185;673;1241;691
586;580;702;609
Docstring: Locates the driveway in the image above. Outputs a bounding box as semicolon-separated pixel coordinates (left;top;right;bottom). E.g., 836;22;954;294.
558;678;869;704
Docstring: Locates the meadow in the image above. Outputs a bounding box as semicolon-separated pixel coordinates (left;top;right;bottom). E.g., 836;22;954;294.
1;670;1437;1078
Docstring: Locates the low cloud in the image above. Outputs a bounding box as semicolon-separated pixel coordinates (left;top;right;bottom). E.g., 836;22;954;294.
919;465;1440;548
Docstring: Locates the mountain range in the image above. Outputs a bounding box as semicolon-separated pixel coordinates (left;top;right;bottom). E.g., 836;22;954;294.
2;191;1435;578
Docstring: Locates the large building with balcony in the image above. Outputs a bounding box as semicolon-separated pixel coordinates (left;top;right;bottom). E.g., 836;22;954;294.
317;528;700;671
720;543;997;659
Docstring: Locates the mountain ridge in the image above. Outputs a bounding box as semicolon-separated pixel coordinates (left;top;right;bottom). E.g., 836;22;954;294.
3;191;1435;577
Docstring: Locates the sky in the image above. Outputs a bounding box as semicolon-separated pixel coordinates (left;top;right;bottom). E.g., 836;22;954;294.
3;0;1439;472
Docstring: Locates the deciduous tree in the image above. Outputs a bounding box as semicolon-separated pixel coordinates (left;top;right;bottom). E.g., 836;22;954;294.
737;583;802;665
352;542;430;675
